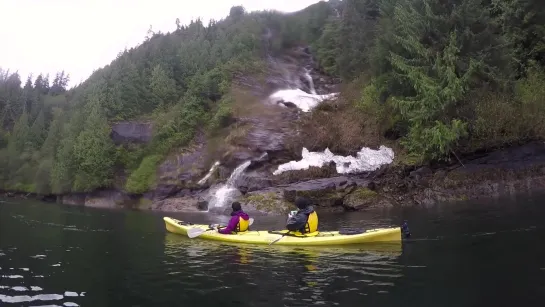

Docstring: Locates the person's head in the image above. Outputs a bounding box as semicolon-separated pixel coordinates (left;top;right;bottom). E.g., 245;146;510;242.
295;197;310;210
231;201;242;212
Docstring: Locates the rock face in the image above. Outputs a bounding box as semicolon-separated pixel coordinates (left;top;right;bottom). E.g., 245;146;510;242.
242;176;388;215
61;189;132;208
372;141;545;206
237;142;545;214
151;196;206;212
150;133;210;201
219;46;341;169
62;142;545;213
61;41;545;214
111;121;153;144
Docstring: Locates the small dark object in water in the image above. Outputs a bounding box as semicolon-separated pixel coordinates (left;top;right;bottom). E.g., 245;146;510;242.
401;220;411;238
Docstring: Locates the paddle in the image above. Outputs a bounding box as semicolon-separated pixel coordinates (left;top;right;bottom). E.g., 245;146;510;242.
187;218;254;239
268;232;288;245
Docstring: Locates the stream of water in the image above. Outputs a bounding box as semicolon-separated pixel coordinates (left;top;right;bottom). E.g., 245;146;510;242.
1;195;545;306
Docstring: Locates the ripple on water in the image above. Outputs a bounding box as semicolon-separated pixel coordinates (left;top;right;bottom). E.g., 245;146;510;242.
64;291;78;297
1;275;24;279
0;293;63;304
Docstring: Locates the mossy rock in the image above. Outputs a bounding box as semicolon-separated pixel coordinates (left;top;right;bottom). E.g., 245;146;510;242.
283;182;337;202
244;192;291;215
282;187;346;209
343;187;379;211
137;198;153;210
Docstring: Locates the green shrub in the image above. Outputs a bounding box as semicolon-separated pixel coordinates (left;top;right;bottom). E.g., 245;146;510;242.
125;155;163;194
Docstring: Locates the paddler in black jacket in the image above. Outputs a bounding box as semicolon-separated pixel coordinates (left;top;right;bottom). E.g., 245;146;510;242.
286;197;318;234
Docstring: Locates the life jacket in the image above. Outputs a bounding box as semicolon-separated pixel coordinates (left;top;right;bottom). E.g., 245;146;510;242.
304;211;318;234
289;210;319;237
235;216;249;233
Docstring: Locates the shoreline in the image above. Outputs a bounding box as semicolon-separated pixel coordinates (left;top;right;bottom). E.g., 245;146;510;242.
3;141;545;214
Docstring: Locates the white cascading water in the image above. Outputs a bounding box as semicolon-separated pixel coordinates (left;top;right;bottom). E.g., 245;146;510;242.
265;61;396;173
304;69;317;94
197;161;220;185
269;89;339;112
273;146;395;175
208;160;251;208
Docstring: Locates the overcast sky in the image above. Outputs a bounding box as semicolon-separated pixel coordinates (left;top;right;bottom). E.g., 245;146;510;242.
0;0;320;87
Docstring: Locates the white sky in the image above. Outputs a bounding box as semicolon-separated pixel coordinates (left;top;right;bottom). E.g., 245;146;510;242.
0;0;320;88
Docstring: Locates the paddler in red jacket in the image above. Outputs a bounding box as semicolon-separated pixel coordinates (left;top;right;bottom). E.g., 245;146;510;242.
217;201;250;234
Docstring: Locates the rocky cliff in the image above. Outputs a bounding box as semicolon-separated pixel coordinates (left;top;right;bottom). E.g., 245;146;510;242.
37;44;545;215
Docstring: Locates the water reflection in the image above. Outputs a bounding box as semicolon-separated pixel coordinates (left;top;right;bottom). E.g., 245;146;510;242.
162;233;404;304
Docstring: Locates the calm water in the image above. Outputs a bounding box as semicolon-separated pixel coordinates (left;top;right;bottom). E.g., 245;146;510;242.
1;195;545;307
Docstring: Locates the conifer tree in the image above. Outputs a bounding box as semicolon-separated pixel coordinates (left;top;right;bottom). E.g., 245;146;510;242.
72;96;116;192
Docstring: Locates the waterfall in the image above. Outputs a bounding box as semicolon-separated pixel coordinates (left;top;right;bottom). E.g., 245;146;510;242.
197;161;220;185
273;146;395;175
269;89;339;112
304;69;316;94
208;160;251;208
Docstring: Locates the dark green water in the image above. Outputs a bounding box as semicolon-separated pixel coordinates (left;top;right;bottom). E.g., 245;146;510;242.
1;196;545;307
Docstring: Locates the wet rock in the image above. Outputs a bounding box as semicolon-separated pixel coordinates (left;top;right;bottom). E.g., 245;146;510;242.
111;121;153;144
410;166;432;181
283;189;296;202
236;171;274;192
174;188;192;198
156;134;208;192
247;152;270;170
246;176;369;212
61;194;86;206
148;184;180;201
217;166;232;181
278;101;298;109
242;189;291;216
151;196;203;212
241;115;297;152
197;200;208;211
84;190;131;208
339;181;357;193
238;186;249;195
343;188;379;211
371;141;545;206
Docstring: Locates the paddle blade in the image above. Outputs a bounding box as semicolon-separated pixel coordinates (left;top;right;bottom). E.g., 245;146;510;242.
187;228;207;239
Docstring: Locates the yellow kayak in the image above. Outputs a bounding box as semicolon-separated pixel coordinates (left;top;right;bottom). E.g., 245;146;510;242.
163;217;402;246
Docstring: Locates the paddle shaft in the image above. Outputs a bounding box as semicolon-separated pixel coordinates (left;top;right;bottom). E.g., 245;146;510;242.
269;233;288;245
188;218;254;238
